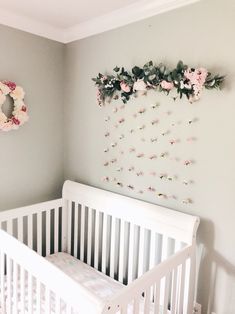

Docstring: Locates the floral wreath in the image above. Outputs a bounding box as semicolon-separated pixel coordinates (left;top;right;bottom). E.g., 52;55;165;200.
92;60;225;106
0;81;29;132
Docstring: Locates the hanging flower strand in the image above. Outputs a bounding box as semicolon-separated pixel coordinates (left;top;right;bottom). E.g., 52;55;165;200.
92;60;224;106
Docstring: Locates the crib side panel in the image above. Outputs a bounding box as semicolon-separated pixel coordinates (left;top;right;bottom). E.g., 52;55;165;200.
0;229;103;314
102;245;196;314
0;199;63;257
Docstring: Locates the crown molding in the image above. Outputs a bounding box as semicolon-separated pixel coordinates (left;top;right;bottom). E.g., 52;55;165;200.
0;0;200;43
64;0;200;43
0;8;64;42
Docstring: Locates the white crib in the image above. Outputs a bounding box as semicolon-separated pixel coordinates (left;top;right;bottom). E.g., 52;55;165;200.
0;181;200;314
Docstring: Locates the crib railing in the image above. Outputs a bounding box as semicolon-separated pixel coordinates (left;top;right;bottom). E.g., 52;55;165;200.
0;229;103;314
0;199;63;257
103;245;195;314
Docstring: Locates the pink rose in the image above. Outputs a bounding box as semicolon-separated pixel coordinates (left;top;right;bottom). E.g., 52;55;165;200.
160;80;174;90
12;117;20;125
120;81;131;93
3;81;16;91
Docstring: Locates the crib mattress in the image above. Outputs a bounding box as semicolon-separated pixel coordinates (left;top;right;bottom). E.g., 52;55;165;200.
45;252;124;301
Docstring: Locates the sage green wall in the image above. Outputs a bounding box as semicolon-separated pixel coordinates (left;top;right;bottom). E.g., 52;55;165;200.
64;0;235;313
0;25;65;210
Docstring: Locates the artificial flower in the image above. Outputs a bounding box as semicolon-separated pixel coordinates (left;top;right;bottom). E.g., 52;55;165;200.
10;86;25;100
160;80;174;90
133;79;147;91
120;81;131;93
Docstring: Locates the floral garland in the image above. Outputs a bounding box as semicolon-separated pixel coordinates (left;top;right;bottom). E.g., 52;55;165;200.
0;81;29;132
92;60;224;106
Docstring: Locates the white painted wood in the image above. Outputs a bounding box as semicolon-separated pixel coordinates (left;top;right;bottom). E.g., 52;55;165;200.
28;214;33;249
87;207;92;265
127;223;135;284
13;261;18;314
102;214;108;274
138;227;145;278
118;219;125;283
110;217;116;279
94;210;100;270
67;201;72;255
37;212;42;256
54;207;59;253
63;181;199;244
0;181;199;314
20;267;25;313
17;216;23;243
0;251;6;313
80;205;85;262
73;204;79;258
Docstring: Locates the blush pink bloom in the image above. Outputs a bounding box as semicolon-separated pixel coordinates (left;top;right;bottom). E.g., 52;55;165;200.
3;81;16;91
133;79;147;91
120;81;131;93
160;80;174;90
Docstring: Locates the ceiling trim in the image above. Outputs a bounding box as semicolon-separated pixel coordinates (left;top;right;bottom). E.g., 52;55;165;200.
0;8;64;42
64;0;200;43
0;0;200;43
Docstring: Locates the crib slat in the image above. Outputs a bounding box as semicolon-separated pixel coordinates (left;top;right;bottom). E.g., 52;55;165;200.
80;205;85;262
27;214;33;249
18;216;23;242
54;207;59;253
110;216;116;279
37;212;42;255
55;294;60;314
163;273;170;314
28;273;33;314
171;267;178;314
144;286;150;313
67;201;72;255
149;231;156;270
0;251;6;313
87;207;92;266
154;281;160;314
20;267;25;313
13;261;18;314
178;262;186;313
7;256;12;314
73;204;78;258
45;287;50;314
161;236;169;261
118;219;125;283
128;223;135;283
46;210;51;256
102;213;108;273
138;227;145;278
94;210;100;269
36;279;41;314
6;219;13;236
134;296;140;313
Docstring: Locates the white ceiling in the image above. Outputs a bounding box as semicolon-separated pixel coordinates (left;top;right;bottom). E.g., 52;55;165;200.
0;0;199;43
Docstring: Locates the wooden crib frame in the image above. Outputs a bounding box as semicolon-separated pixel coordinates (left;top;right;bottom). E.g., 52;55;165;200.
0;180;200;313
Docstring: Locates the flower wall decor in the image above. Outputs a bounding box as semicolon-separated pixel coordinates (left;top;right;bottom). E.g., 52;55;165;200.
0;81;29;132
92;60;224;106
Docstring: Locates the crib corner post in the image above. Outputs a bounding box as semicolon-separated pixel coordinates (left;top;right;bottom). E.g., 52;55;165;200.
61;199;69;252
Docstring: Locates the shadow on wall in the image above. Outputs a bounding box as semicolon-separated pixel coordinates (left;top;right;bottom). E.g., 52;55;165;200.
197;220;235;314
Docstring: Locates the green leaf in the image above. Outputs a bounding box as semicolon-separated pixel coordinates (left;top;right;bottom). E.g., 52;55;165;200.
113;66;120;72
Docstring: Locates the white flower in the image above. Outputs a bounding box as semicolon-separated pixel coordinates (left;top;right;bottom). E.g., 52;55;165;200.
10;86;25;100
0;82;11;95
14;110;29;124
0;92;6;105
133;79;147;91
0;112;7;123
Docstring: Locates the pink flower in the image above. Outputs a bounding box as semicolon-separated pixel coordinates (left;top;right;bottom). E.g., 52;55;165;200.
120;81;131;93
3;81;16;91
12;117;20;125
133;79;147;91
160;80;174;90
